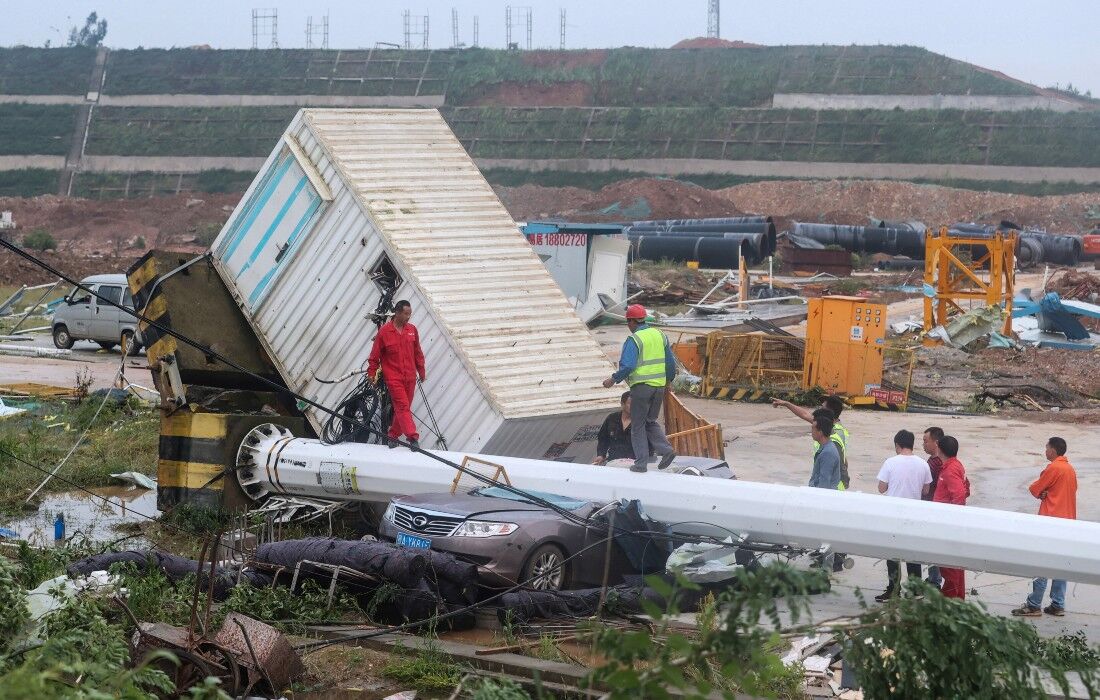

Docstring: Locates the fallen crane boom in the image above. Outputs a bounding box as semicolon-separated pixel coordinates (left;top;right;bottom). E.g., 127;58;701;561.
237;425;1100;585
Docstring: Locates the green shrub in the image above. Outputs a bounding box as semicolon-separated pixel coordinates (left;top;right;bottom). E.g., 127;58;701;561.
22;229;56;251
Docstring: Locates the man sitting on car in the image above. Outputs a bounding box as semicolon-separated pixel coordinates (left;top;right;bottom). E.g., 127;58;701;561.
593;391;647;465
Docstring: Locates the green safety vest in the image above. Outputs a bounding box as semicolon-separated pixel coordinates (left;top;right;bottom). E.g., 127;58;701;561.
627;326;668;388
813;422;850;490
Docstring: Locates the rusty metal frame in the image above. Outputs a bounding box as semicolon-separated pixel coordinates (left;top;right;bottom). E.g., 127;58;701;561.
450;455;511;494
923;227;1016;341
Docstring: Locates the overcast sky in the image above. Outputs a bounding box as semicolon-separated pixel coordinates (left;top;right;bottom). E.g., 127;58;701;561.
5;1;1098;95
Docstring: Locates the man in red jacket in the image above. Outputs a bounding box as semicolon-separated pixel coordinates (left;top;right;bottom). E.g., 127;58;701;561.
1012;437;1078;617
933;435;970;599
367;300;426;449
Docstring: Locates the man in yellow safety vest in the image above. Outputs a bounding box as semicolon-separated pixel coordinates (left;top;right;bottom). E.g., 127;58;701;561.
602;304;677;473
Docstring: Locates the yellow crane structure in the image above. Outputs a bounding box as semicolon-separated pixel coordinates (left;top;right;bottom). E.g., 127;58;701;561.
923;227;1016;342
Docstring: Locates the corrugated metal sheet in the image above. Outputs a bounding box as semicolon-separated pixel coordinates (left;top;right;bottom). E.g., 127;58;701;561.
302;109;618;418
210;108;618;459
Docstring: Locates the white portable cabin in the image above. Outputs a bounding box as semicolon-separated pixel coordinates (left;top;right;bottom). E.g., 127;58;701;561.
521;221;630;324
209;109;620;461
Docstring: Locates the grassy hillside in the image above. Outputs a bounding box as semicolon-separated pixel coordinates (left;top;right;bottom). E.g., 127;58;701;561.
102;49;454;96
86;106;297;157
0;47;95;94
0;104;76;155
77;105;1100;168
0;169;57;197
89;45;1037;106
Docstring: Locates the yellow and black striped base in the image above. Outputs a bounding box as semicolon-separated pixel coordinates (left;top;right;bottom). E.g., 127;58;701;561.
158;409;309;512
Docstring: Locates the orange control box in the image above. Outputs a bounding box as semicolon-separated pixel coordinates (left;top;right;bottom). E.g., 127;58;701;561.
802;296;887;397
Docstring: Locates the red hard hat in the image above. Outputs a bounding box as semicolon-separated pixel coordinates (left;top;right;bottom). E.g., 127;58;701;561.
625;304;647;320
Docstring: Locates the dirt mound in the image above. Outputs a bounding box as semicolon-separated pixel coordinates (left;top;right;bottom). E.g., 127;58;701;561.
0;250;141;286
468;81;593;107
672;37;763;49
719;180;1100;232
496;178;742;222
494;184;597;221
0;193;239;256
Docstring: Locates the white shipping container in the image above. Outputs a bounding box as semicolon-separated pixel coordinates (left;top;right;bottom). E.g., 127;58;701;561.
210;109;620;461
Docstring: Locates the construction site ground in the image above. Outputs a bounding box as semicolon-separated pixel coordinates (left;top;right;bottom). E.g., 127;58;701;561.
3;180;1100;695
2;301;1096;647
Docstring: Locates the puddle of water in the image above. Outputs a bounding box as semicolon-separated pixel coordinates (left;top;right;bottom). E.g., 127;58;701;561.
2;486;158;546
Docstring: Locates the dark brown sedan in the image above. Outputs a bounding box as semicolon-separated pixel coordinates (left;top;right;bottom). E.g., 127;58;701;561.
378;486;640;591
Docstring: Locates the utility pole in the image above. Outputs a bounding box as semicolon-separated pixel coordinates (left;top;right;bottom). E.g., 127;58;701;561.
306;14;329;50
559;8;566;50
707;0;720;39
452;8;461;48
505;6;532;50
505;6;512;49
251;8;278;49
403;10;429;50
473;16;479;47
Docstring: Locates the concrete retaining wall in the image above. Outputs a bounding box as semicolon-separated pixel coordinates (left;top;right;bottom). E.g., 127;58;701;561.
0;155;66;169
96;94;446;108
6;155;1100;185
0;94;445;108
476;158;1100;184
772;93;1087;112
79;155;266;173
0;95;85;105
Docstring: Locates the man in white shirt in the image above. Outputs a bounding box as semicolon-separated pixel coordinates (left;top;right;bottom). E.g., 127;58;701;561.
874;429;933;602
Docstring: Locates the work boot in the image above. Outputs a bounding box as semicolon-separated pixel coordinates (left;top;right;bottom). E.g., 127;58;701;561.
1043;604;1066;617
387;438;399;449
408;439;420;451
1010;604;1042;617
657;452;677;470
630;462;648;473
874;588;897;603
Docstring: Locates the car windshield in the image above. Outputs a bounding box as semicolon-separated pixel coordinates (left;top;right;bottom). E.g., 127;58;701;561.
475;486;589;511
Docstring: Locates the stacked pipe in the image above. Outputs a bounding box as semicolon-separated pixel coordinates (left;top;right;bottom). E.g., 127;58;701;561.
790;222;1084;267
949;223;1083;267
790;223;926;259
625;217;777;267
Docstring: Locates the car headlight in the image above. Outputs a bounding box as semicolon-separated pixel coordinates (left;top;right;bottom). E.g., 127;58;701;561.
383;503;396;523
452;520;518;537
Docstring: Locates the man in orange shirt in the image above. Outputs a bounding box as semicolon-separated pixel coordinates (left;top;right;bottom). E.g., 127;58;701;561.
1012;437;1078;617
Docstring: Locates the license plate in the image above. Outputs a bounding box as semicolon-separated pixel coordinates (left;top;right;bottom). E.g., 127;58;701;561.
396;532;431;549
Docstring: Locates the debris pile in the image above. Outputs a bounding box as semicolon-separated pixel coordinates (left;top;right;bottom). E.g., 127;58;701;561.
629;262;728;306
1047;268;1100;301
68;537;482;630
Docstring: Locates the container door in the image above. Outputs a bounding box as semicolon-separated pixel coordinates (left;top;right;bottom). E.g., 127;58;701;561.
91;284;124;341
213;149;323;313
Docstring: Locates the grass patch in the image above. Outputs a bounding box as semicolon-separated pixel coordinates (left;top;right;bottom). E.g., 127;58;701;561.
0;397;158;514
0;168;58;197
112;561;364;633
382;637;464;694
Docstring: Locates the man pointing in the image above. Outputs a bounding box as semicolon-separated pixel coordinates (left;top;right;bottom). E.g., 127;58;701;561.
367;300;426;449
602;304;677;473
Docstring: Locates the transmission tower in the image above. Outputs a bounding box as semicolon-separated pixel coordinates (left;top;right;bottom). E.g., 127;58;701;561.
306;14;329;50
451;7;463;48
251;8;279;49
472;16;479;47
559;8;566;50
505;6;532;50
707;0;720;39
403;10;429;49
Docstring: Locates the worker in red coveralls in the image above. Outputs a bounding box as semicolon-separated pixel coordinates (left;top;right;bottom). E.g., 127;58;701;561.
366;300;426;450
932;435;970;599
